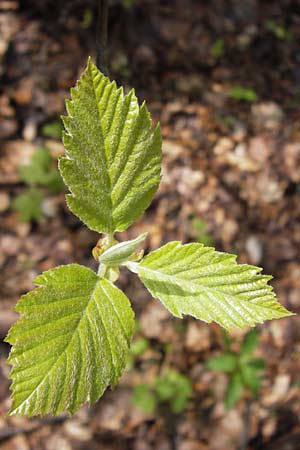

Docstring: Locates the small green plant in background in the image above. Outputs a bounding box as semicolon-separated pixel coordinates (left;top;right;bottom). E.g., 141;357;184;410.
5;58;292;417
81;8;93;29
206;330;265;409
127;335;150;368
265;20;292;41
132;370;192;414
130;336;150;357
122;0;136;9
190;218;214;246
12;188;44;223
41;120;63;140
210;38;225;59
18;146;63;193
12;146;64;222
228;86;258;102
216;113;237;130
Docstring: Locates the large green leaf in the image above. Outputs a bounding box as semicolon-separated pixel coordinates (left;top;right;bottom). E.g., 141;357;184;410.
127;242;293;330
59;58;162;233
6;264;134;416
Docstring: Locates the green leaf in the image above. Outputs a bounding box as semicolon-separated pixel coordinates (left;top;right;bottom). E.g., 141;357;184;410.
191;218;214;246
12;187;43;222
127;336;149;369
265;20;292;40
155;370;192;414
41;121;63;140
211;38;224;59
44;170;65;194
19;147;52;186
240;365;262;395
59;58;162;234
132;384;157;413
241;329;259;356
127;242;293;330
6;264;134;416
206;354;237;372
130;337;150;357
19;147;63;193
247;357;265;371
225;373;243;409
81;8;93;29
228;86;258;102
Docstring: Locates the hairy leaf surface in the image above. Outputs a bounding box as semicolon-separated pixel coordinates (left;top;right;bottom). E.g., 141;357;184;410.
59;58;162;233
127;242;292;329
6;264;134;416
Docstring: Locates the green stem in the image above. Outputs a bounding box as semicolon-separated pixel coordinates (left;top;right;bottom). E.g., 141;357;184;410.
97;263;107;277
107;232;114;247
97;232;115;277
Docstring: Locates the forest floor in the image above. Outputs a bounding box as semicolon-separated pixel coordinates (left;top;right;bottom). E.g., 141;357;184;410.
1;1;300;449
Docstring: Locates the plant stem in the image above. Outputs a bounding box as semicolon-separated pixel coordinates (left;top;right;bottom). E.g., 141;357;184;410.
97;263;108;277
107;232;114;247
96;0;109;75
97;232;114;277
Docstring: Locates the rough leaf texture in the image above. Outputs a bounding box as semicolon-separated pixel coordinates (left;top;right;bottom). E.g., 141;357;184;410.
127;242;292;330
59;58;162;233
6;264;134;416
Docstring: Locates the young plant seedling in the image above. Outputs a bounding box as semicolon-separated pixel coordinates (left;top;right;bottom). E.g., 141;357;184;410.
5;58;293;417
132;370;192;414
265;20;292;41
127;334;150;369
228;85;258;102
41;120;63;140
190;217;214;246
210;38;225;60
12;146;64;222
12;187;44;223
206;330;265;409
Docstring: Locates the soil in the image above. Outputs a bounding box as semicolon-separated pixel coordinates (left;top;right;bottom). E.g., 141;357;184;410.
1;1;300;449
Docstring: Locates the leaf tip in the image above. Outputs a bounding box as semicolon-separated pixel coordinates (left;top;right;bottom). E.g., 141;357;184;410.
87;55;95;69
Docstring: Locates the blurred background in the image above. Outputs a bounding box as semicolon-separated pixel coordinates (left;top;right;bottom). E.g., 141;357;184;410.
1;1;300;449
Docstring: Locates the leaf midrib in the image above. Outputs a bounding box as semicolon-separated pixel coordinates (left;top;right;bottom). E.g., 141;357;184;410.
89;64;114;231
130;263;277;310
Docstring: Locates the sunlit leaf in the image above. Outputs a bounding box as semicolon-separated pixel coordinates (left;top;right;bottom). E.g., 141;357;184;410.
127;241;293;330
59;58;162;233
6;264;134;416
